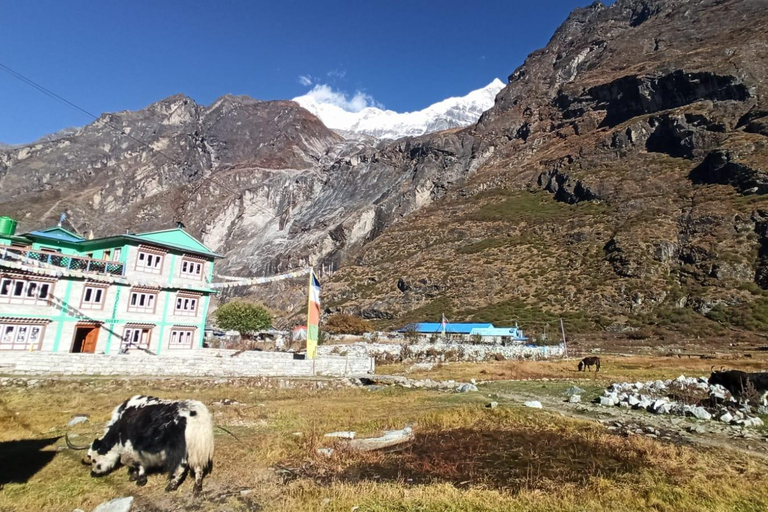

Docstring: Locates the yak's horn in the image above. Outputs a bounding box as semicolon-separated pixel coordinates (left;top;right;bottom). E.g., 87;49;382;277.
711;365;716;373
65;433;90;451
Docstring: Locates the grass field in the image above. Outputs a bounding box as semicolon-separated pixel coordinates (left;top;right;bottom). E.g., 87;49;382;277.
2;356;768;511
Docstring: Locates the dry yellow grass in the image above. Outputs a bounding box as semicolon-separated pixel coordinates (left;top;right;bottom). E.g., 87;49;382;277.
382;354;768;383
2;361;768;511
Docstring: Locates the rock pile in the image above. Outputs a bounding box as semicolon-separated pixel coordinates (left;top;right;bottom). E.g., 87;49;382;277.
596;375;765;428
319;342;564;363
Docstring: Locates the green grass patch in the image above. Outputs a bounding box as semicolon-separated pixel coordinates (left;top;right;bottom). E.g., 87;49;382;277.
706;295;768;332
467;191;608;223
459;299;601;335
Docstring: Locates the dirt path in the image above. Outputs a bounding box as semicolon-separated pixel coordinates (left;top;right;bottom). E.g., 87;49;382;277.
496;386;768;460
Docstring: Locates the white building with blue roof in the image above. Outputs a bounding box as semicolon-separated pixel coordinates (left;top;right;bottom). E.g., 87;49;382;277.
401;322;528;344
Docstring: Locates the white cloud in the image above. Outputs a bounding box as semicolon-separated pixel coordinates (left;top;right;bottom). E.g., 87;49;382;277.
298;75;313;86
297;84;382;113
327;69;347;80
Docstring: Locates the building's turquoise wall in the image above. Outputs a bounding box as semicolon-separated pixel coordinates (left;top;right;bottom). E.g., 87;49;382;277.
1;228;218;354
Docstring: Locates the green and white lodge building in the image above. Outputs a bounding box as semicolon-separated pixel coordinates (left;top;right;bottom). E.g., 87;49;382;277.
0;217;221;354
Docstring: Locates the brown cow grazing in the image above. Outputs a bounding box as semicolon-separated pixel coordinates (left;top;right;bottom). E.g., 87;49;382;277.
578;356;601;372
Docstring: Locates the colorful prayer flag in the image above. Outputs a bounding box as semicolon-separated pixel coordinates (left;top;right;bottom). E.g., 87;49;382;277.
306;270;321;359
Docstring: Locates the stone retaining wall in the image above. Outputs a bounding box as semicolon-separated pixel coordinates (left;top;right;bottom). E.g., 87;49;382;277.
0;349;374;377
318;341;565;362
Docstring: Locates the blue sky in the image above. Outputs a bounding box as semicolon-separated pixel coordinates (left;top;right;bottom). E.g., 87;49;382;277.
0;0;601;145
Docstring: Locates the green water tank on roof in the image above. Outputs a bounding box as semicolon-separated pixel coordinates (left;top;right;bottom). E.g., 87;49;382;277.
0;216;18;236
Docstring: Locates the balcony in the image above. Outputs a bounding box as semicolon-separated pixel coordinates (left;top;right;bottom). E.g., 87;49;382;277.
0;246;125;277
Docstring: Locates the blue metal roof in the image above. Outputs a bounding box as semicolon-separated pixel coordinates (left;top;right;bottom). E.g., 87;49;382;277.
403;322;493;334
27;227;85;243
400;322;528;339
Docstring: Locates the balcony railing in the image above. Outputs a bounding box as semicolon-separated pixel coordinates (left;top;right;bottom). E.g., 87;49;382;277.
0;246;125;277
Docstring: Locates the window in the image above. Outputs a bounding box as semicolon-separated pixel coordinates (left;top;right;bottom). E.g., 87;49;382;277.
81;286;106;310
128;291;157;313
169;329;195;349
136;251;163;274
122;327;151;349
0;277;51;305
174;295;199;316
0;323;44;351
112;248;122;262
180;259;204;279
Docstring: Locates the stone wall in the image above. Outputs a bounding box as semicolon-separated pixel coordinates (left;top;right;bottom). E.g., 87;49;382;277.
318;341;565;362
0;349;374;377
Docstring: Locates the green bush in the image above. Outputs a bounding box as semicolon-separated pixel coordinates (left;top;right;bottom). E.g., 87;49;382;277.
214;300;272;337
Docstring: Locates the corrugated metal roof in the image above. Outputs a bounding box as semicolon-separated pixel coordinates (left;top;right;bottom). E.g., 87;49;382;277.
26;227;84;243
405;322;493;334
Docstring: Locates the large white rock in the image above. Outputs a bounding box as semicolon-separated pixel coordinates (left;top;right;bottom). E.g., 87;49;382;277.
719;412;733;423
568;394;581;403
92;497;134;512
325;431;356;439
652;399;670;414
691;407;712;421
524;401;543;409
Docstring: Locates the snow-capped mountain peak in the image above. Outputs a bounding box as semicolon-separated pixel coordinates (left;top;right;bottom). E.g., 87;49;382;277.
293;78;505;140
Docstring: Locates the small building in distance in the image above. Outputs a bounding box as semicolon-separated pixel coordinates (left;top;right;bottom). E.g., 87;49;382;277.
401;322;528;344
0;217;221;354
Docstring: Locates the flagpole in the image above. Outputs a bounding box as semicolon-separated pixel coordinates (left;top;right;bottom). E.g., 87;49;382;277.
306;267;313;359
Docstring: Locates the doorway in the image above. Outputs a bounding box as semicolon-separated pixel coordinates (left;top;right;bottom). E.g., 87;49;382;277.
71;325;100;353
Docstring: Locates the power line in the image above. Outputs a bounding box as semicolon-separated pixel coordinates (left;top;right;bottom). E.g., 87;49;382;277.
0;61;244;208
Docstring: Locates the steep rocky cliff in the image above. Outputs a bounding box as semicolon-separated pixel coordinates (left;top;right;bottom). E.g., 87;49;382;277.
2;0;767;337
325;0;768;337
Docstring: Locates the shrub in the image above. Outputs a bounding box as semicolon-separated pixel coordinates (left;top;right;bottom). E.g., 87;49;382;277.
323;313;372;335
402;323;420;343
214;300;272;339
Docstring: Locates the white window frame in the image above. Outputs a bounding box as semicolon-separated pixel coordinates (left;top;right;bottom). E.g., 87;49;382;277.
174;295;199;316
127;291;157;313
0;277;51;305
169;329;195;349
0;323;44;351
135;251;163;274
81;286;106;310
180;259;204;279
122;327;151;349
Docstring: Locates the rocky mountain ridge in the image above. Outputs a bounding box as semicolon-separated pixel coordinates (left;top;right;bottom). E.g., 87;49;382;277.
2;0;768;337
324;0;768;337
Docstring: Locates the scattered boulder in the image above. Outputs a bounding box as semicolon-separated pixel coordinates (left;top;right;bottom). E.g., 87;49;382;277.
67;415;89;427
487;401;499;409
456;383;478;393
317;448;334;457
324;431;355;439
524;401;543;409
691;407;712;421
569;394;581;403
346;427;414;452
92;497;134;512
596;375;763;428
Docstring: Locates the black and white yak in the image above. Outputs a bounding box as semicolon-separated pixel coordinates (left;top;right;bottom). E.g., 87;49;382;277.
67;395;214;495
708;368;768;405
